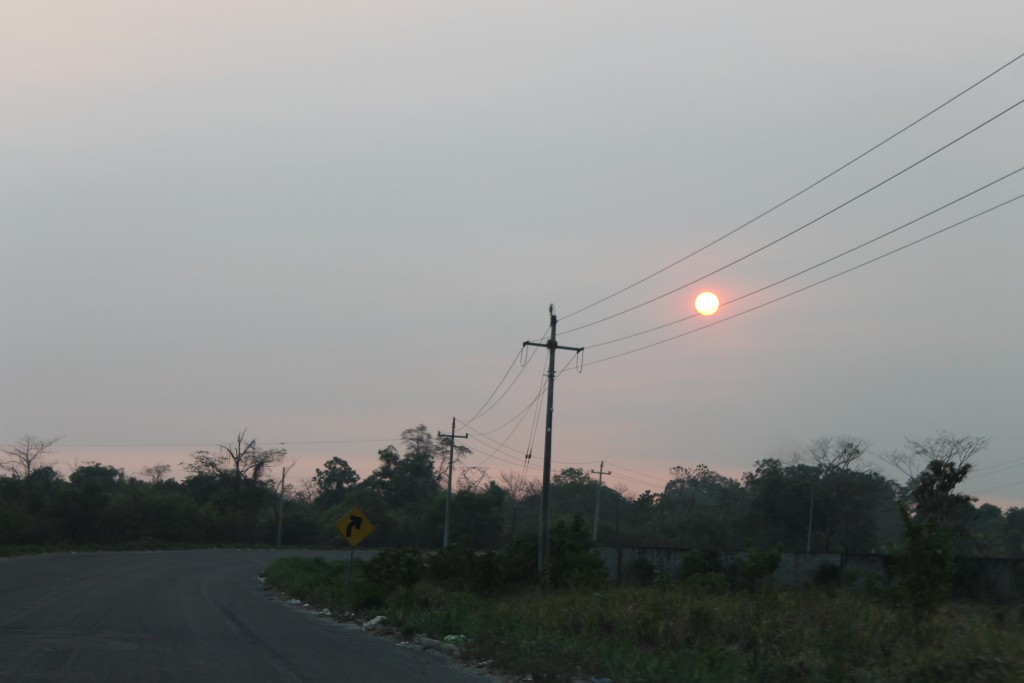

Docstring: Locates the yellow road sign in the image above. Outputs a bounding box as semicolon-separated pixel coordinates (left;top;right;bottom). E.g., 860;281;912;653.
335;507;374;547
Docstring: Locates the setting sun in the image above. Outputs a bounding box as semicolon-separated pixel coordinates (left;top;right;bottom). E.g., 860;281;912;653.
695;291;720;316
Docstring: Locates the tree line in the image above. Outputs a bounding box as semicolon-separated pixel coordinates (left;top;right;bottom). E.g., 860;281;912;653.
1;429;1021;559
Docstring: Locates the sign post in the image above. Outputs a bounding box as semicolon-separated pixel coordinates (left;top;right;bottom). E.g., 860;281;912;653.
335;507;374;597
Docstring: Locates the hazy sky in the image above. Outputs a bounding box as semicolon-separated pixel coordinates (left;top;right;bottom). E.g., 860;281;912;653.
3;2;1023;507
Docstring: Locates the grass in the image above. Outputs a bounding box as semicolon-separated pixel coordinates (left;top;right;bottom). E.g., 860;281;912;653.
264;556;1024;682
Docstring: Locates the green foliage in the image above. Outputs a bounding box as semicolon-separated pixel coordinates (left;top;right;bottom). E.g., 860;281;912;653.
733;547;782;590
366;546;427;587
682;548;723;578
426;544;503;594
312;457;360;507
548;515;609;589
893;505;954;616
266;556;1024;683
553;467;591;487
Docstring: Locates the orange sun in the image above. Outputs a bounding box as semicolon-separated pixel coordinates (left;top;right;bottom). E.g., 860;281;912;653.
694;291;720;316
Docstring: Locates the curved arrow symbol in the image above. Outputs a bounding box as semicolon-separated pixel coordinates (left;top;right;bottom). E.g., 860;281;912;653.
346;515;363;537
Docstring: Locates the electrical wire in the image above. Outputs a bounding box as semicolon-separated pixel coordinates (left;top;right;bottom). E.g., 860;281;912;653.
561;48;1024;322
561;94;1024;338
463;347;527;425
463;345;543;426
582;191;1024;367
460;380;547;468
57;437;395;448
970;477;1024;495
463;375;547;437
585;164;1024;350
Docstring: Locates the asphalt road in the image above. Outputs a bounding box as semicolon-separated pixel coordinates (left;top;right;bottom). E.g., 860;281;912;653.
0;549;499;683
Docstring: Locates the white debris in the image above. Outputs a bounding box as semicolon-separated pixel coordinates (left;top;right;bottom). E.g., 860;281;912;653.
286;598;302;606
414;634;460;657
363;615;387;631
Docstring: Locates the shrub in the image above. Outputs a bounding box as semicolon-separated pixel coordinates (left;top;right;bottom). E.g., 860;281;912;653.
682;548;722;579
629;556;657;586
366;546;426;588
547;515;608;589
732;546;781;590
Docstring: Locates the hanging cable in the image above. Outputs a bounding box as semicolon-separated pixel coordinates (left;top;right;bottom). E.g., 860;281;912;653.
586;164;1024;350
583;192;1024;366
561;48;1024;322
561;94;1024;337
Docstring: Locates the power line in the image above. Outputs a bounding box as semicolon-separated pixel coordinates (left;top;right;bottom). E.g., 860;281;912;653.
464;346;542;427
561;94;1024;338
585;165;1024;350
583;191;1024;367
463;374;548;437
561;48;1024;323
56;437;396;448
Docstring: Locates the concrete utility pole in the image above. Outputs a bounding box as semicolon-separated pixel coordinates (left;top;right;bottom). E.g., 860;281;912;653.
591;461;612;542
524;305;583;579
439;417;468;548
276;462;296;548
806;487;815;553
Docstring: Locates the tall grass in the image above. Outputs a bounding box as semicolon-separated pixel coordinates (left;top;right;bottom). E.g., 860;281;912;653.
265;557;1024;682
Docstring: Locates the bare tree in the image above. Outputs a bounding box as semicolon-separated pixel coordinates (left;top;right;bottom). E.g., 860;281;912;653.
1;435;60;481
140;463;172;484
499;470;538;539
293;477;319;505
183;430;286;490
806;436;868;474
880;432;989;480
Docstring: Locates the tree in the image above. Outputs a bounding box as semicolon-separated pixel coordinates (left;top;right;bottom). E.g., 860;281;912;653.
553;467;591;486
140;464;171;484
895;459;975;616
806;436;867;473
881;432;989;481
1;435;60;482
499;470;538;539
183;431;286;491
911;459;976;522
361;441;441;546
802;436;872;552
400;424;470;487
663;464;741;514
659;464;744;549
312;457;360;507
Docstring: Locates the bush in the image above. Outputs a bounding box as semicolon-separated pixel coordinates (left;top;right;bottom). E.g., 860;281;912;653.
682;548;722;579
427;544;504;594
732;547;781;590
893;507;954;617
548;515;608;589
366;546;426;588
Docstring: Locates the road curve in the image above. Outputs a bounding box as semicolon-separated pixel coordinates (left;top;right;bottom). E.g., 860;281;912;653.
0;549;498;683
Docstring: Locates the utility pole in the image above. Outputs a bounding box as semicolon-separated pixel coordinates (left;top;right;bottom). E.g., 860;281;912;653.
276;461;296;548
439;417;468;548
524;305;583;579
590;461;612;543
806;486;814;553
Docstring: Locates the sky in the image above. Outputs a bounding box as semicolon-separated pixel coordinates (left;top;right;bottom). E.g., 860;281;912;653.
3;2;1024;508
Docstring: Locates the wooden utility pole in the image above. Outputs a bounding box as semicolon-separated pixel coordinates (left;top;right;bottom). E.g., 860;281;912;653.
439;417;468;548
524;305;583;579
591;461;612;542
